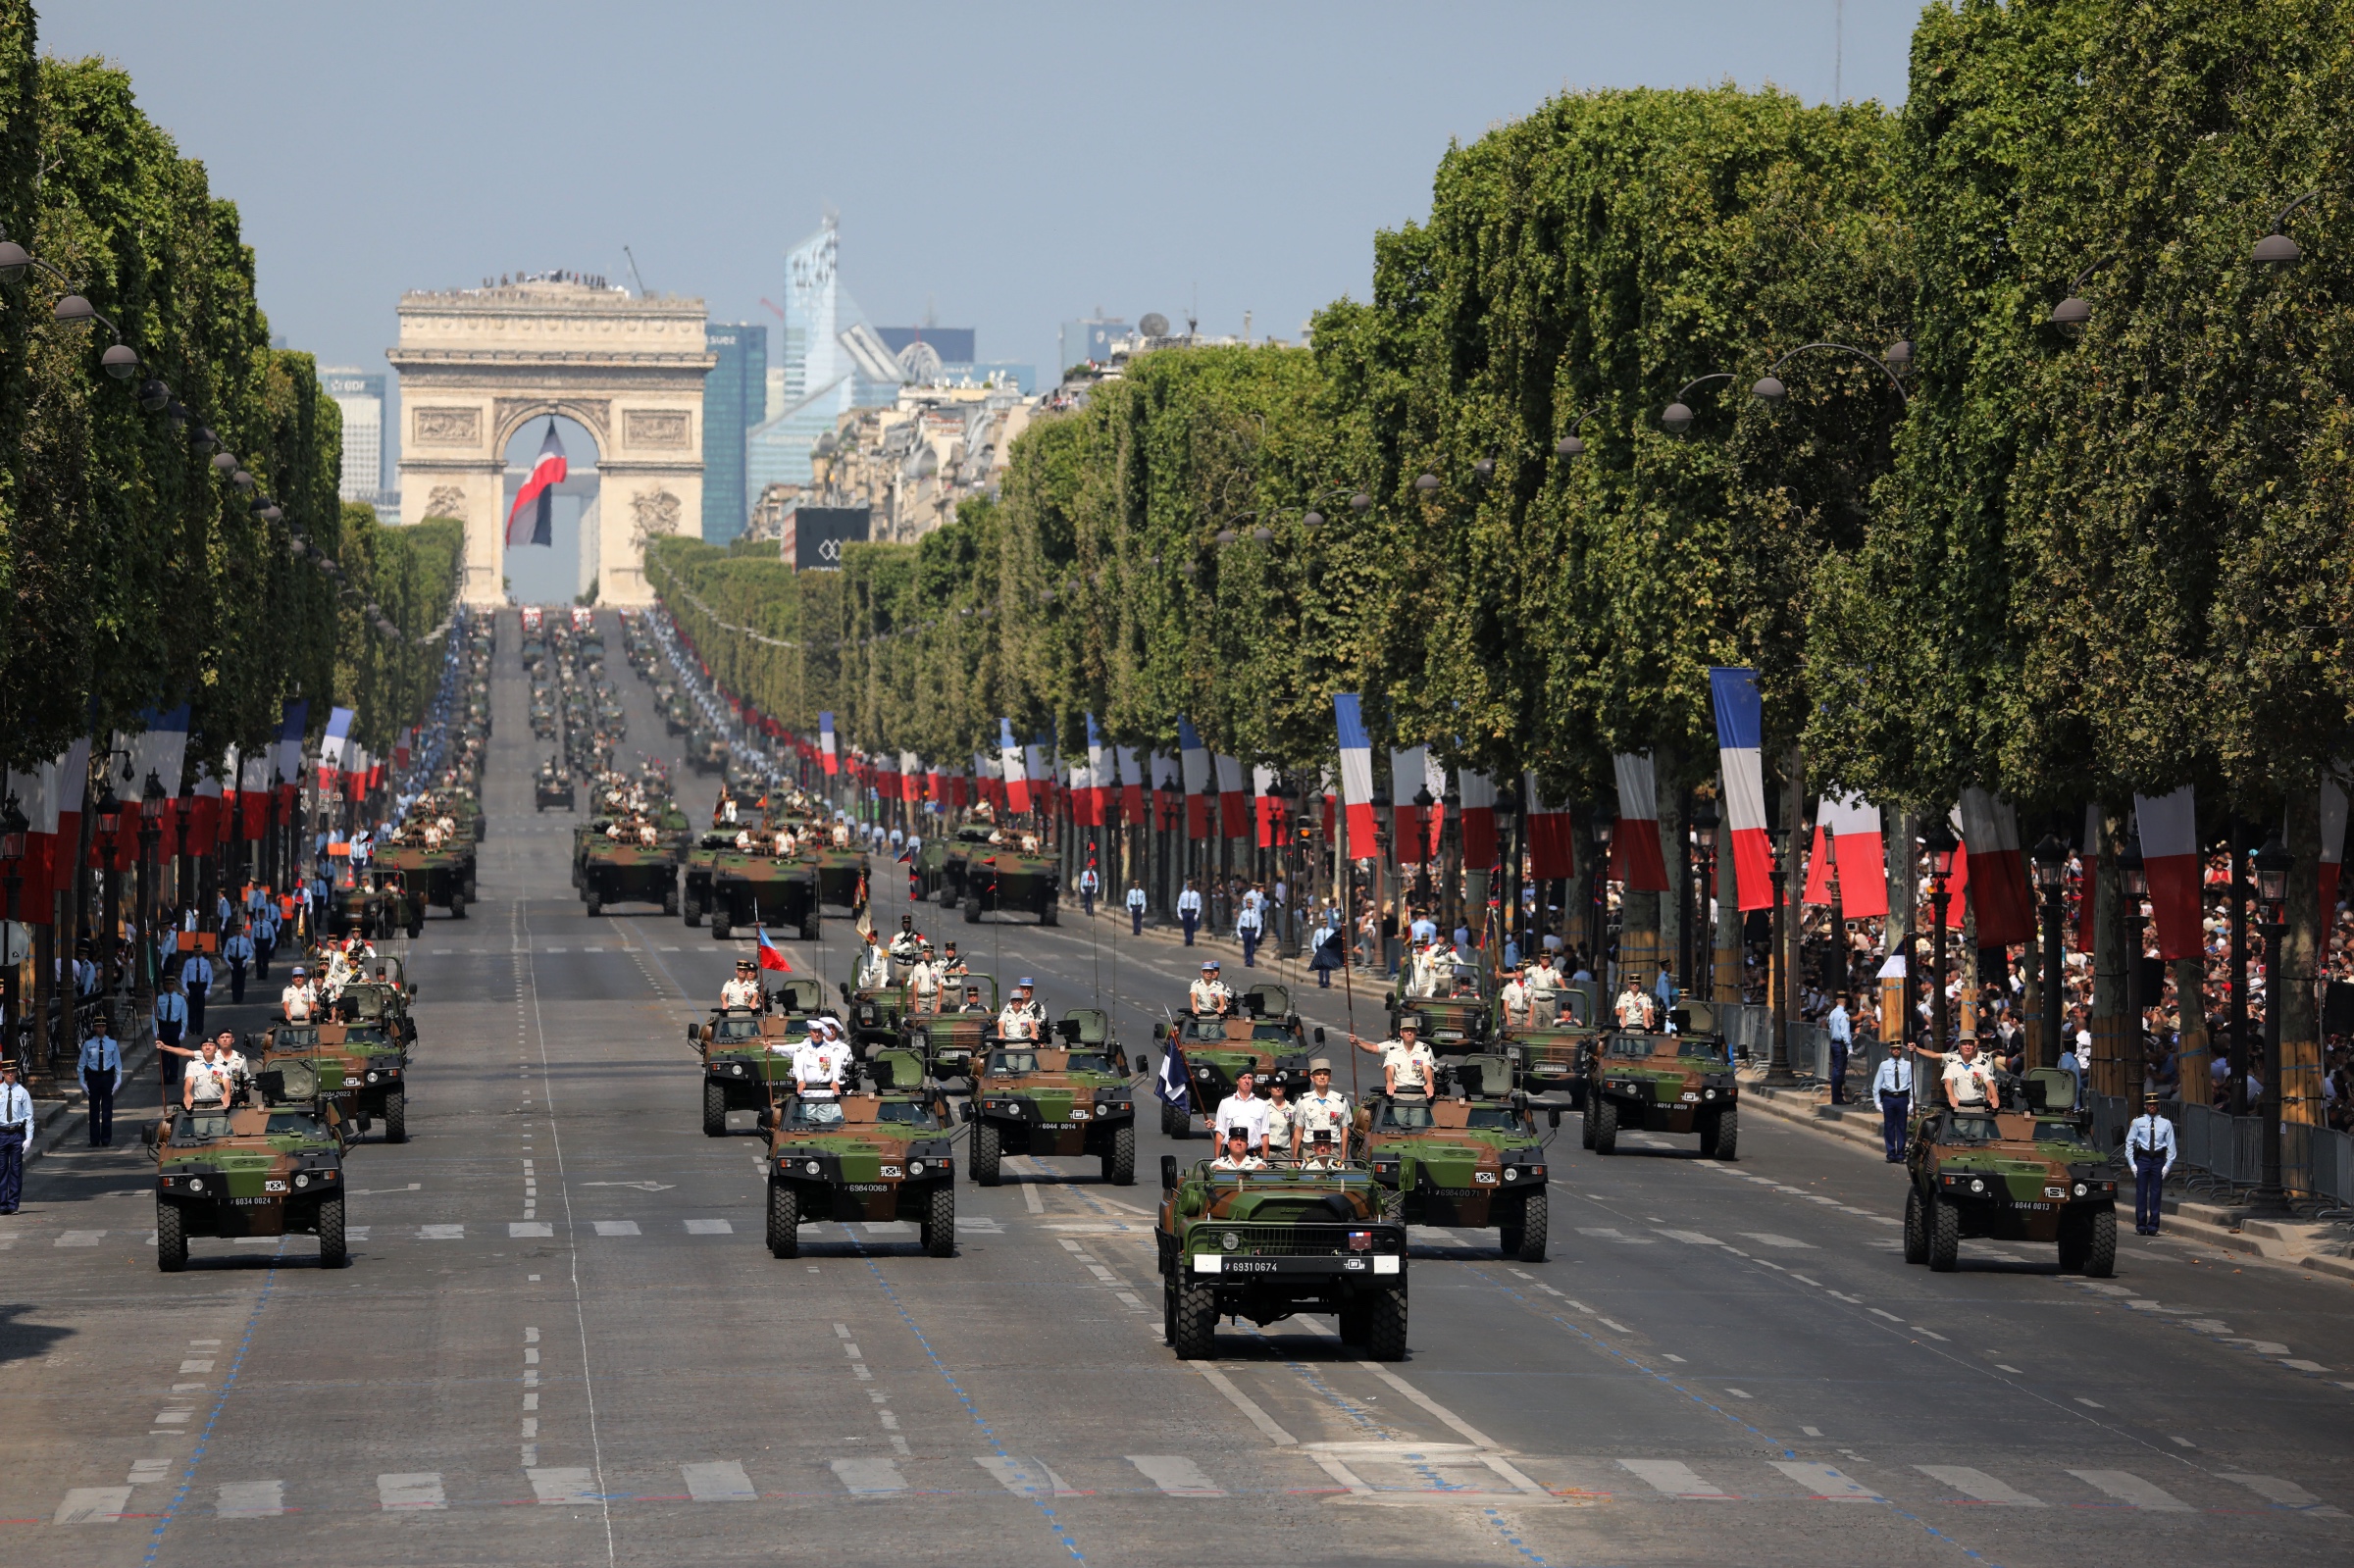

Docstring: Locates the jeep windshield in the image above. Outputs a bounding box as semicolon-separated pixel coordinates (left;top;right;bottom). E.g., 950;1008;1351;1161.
786;1100;847;1127
1675;1037;1731;1063
1946;1115;2002;1143
1377;1100;1438;1130
176;1112;234;1143
266;1112;332;1138
1464;1106;1524;1130
712;1019;762;1041
988;1050;1040;1075
1064;1052;1117;1075
875;1102;942;1130
2034;1121;2096;1148
1605;1037;1660;1059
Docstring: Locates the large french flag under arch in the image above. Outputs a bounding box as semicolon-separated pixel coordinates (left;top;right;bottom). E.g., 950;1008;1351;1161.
506;422;567;548
1711;668;1774;912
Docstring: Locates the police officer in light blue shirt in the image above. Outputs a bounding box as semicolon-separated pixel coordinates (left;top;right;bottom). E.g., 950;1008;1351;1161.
181;950;215;1038
2125;1105;2178;1235
1870;1051;1913;1163
1126;882;1147;936
1177;882;1203;946
1237;894;1263;969
78;1029;124;1146
154;976;189;1051
1826;996;1854;1105
223;928;255;1003
0;1061;31;1213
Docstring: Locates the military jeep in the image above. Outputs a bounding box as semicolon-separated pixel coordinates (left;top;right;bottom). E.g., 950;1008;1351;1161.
1498;987;1600;1109
1582;1012;1740;1159
331;869;423;940
1388;968;1492;1052
1152;993;1313;1138
691;1006;801;1136
577;826;680;916
1904;1066;2119;1276
1156;1155;1408;1359
536;765;576;812
899;975;1000;1081
148;1059;350;1271
1356;1060;1556;1260
765;1067;958;1258
258;1016;412;1142
962;1012;1141;1186
916;822;998;910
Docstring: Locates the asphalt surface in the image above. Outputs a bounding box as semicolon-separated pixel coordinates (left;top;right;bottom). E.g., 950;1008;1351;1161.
4;609;2351;1567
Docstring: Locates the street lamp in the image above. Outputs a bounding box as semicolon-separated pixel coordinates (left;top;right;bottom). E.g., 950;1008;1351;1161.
0;793;25;1076
1554;401;1607;459
1748;341;1913;408
136;769;167;1071
1691;798;1719;999
1661;373;1736;436
2249;832;2294;1216
1588;809;1614;978
2031;833;2069;1069
2116;835;2148;1115
1923;817;1961;1063
1765;823;1795;1085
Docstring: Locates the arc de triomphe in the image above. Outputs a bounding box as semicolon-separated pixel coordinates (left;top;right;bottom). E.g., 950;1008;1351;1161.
388;278;712;606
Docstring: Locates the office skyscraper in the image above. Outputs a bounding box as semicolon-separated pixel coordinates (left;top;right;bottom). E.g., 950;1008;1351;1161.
322;369;385;505
702;323;767;542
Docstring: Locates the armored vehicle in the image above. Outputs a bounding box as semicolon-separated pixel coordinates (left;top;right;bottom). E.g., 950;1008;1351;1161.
1903;1066;2118;1276
331;962;419;1051
1355;1060;1555;1260
1498;987;1601;1109
1389;969;1493;1052
915;823;998;909
148;1059;349;1271
682;831;731;926
765;1066;957;1258
687;728;731;775
961;849;1061;925
811;844;870;914
536;763;576;812
377;838;476;921
1582;1007;1740;1159
706;840;820;941
258;1018;412;1142
576;824;680;916
1156;1155;1407;1359
330;869;424;940
962;1013;1140;1186
1152;987;1313;1138
690;1002;811;1136
900;976;1000;1081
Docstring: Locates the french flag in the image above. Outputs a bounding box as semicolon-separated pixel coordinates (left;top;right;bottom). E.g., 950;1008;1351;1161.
1609;753;1670;891
999;719;1031;814
2074;803;2100;954
1390;746;1427;860
898;751;921;805
2133;785;2201;960
275;700;307;811
1804;791;1890;918
1215;753;1249;839
1958;788;2034;945
506;421;567;548
1025;737;1051;814
1084;714;1111;828
1179;719;1212;839
1524;774;1576;880
1458;765;1497;870
1711;668;1774;913
1117;746;1144;825
819;712;838;776
1332;694;1377;848
755;926;793;972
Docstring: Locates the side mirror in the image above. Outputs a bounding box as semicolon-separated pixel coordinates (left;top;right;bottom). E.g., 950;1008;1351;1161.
143;1121;163;1151
1383;991;1396;1008
959;1101;976;1124
1313;1027;1327;1045
1133;1053;1150;1077
1160;1154;1179;1191
687;1025;701;1043
1151;1022;1166;1041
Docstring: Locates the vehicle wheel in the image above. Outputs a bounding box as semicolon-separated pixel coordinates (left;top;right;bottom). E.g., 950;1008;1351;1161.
1581;1092;1597;1150
1592;1097;1619;1155
408;921;423;939
384;1089;408;1144
1512;1189;1549;1262
711;912;731;940
156;1201;187;1273
317;1195;348;1268
684;897;702;928
663;886;680;916
585;892;601;917
1903;1186;1929;1265
702;1081;728;1137
1927;1195;1962;1273
1363;1287;1408;1362
1170;1279;1219;1359
1163;1282;1178;1345
921;1184;955;1257
1702;1109;1738;1161
941;891;958;915
1104;1123;1137;1186
964;896;981;925
2083;1207;2117;1279
1160;1099;1189;1138
450;892;467;921
801;921;819;942
766;1182;799;1258
972;1120;1002;1187
1042;904;1059;928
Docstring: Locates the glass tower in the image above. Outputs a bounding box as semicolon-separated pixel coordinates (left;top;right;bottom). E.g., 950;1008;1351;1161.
701;323;767;542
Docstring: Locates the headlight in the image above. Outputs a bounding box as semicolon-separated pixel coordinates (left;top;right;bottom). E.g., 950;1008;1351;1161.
365;1070;381;1084
1503;1168;1518;1182
1969;1178;1986;1194
1703;1087;1717;1100
293;1172;311;1189
908;1160;925;1176
2073;1182;2088;1197
1221;1232;1240;1251
804;1160;821;1175
186;1177;205;1193
1195;1067;1211;1079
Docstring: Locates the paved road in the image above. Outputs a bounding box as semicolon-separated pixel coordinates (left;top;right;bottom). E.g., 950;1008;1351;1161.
4;612;2350;1567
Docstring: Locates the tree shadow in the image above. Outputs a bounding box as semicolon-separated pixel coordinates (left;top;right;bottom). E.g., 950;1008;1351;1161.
0;1302;78;1365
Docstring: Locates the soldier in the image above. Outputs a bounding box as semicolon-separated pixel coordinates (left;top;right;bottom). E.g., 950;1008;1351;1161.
1078;861;1100;917
908;943;944;1015
793;1021;848;1100
1126;881;1147;936
1237;892;1264;969
720;959;764;1011
1613;975;1655;1031
998;979;1046;1041
1526;950;1566;1025
1350;1019;1435;1099
888;914;925;966
0;1061;30;1213
1209;1125;1265;1172
1188;961;1232;1017
1262;1077;1299;1161
958;984;991;1015
1178;880;1203;945
1295;1060;1351;1161
1210;1069;1269;1155
281;965;318;1025
1913;1034;2000;1112
1499;962;1534;1029
222;924;255;1005
939;941;969;980
855;933;893;989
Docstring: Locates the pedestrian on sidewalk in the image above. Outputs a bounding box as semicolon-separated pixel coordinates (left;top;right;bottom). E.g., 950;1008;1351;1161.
1126;882;1146;936
223;926;254;1003
1178;881;1202;945
77;1027;123;1147
0;1061;29;1213
1826;993;1853;1105
2125;1104;2177;1235
1871;1051;1912;1162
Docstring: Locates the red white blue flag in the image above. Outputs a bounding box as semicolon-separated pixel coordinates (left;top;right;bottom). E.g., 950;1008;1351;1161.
755;926;793;972
1711;668;1774;913
506;421;567;548
1610;752;1670;891
1332;694;1377;848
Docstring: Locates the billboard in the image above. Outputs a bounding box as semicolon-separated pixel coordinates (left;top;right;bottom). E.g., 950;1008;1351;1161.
787;506;871;571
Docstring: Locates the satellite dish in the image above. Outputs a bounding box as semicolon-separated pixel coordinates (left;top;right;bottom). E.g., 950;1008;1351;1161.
1139;312;1169;338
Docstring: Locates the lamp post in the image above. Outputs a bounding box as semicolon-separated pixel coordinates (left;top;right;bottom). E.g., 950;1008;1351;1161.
0;793;26;1076
2031;834;2070;1070
1691;800;1719;1001
1588;811;1614;979
2249;833;2294;1217
2116;836;2148;1116
1765;824;1794;1084
1923;818;1961;1058
93;779;123;1003
135;770;166;1077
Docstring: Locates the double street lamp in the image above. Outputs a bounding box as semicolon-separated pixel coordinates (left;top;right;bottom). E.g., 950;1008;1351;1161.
2031;833;2070;1070
2250;832;2294;1216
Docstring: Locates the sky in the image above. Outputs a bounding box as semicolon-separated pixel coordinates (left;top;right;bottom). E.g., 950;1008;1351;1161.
41;0;1919;495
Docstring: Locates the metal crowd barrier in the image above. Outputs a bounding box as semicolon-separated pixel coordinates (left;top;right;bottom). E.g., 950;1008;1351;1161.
2173;1103;2354;1208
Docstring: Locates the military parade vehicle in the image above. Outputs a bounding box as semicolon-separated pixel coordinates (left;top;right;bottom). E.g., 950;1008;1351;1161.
899;974;1000;1081
378;828;476;921
257;1016;412;1142
962;1012;1141;1186
330;867;424;940
687;727;732;775
576;821;680;916
333;958;419;1051
960;844;1062;925
1151;985;1314;1138
1355;1056;1556;1260
765;1062;958;1258
1581;1003;1741;1159
681;830;732;925
915;821;998;908
1156;1153;1408;1359
806;839;869;914
536;760;576;812
705;835;820;940
690;1002;805;1136
1497;987;1601;1109
1903;1065;2119;1276
147;1058;350;1271
1388;967;1493;1052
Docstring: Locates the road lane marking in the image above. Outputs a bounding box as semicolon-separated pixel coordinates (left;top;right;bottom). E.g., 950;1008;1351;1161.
54;1487;132;1524
590;1221;640;1237
1189;1363;1297;1444
1917;1466;2044;1505
2218;1474;2343;1515
1618;1459;1730;1498
685;1219;732;1234
1738;1233;1815;1249
976;1456;1081;1497
528;1468;597;1504
377;1473;445;1511
214;1480;284;1518
1770;1462;1879;1501
830;1458;906;1495
682;1461;756;1501
2068;1469;2188;1510
1128;1455;1223;1496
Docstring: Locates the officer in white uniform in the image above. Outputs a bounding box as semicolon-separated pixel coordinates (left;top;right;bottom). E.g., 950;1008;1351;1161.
1126;881;1148;936
281;966;318;1025
1261;1078;1299;1160
793;1022;848;1100
1294;1060;1351;1163
1209;1126;1266;1171
720;960;763;1010
1188;961;1232;1017
998;979;1046;1041
1499;963;1534;1029
1210;1070;1270;1155
1351;1020;1435;1098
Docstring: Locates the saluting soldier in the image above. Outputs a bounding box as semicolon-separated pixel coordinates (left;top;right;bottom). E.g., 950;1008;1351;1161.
1499;962;1534;1030
888;914;925;966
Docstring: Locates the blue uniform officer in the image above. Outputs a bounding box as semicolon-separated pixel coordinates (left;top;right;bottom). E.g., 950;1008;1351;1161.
78;1029;123;1147
0;1062;31;1213
2125;1106;2177;1235
1870;1052;1913;1163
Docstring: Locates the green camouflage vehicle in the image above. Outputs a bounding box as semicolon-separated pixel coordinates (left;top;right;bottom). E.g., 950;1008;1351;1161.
690;1000;815;1136
916;822;998;909
961;1012;1141;1186
536;762;576;812
1904;1066;2119;1276
1388;969;1493;1052
899;977;1000;1081
765;1065;957;1258
687;728;731;776
377;838;476;921
257;1018;412;1142
1354;1059;1556;1261
576;824;680;916
330;868;424;940
812;844;869;913
681;831;732;926
1156;1154;1408;1359
1498;987;1601;1109
1582;1009;1740;1159
147;1060;350;1271
961;849;1061;925
1152;993;1313;1138
706;841;820;941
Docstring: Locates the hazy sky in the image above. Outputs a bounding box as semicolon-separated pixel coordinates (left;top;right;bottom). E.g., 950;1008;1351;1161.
42;1;1918;460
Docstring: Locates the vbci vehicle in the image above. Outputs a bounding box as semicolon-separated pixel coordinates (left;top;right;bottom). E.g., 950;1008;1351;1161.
1904;1066;2119;1276
961;1011;1142;1186
961;849;1060;925
1582;1003;1740;1159
764;1057;957;1259
149;1058;349;1272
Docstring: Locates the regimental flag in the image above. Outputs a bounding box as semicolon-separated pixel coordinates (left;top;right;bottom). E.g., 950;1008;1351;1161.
1331;695;1376;848
755;925;793;973
1710;668;1774;912
1958;788;2034;946
819;713;839;776
1178;719;1211;839
506;421;567;548
2132;784;2201;960
1525;775;1575;881
999;719;1031;814
1609;753;1670;891
2323;766;2350;916
1458;765;1497;870
1806;791;1890;919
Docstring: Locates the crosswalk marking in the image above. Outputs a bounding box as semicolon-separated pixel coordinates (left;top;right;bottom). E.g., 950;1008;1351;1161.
377;1473;444;1510
528;1467;597;1505
54;1487;130;1524
1619;1459;1730;1497
830;1458;905;1495
684;1219;732;1235
419;1225;465;1240
55;1231;104;1246
1576;1228;1657;1243
1771;1462;1879;1501
2070;1469;2189;1510
1656;1230;1726;1246
510;1222;554;1238
1738;1233;1816;1249
682;1461;756;1501
1129;1455;1223;1496
2219;1473;2344;1516
976;1456;1079;1497
591;1221;640;1237
216;1480;284;1518
1917;1466;2043;1506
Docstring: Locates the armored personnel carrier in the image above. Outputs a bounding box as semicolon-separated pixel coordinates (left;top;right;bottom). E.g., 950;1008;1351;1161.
764;1061;957;1258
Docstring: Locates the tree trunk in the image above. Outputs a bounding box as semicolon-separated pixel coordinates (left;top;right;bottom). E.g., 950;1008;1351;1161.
2281;780;2323;1128
2091;807;2130;1108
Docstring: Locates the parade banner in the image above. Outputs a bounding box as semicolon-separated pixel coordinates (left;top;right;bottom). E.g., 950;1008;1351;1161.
1178;719;1212;839
1609;752;1669;891
1331;695;1377;848
1117;746;1145;825
1389;746;1428;862
1457;766;1497;869
1709;668;1774;912
1254;765;1280;849
1524;775;1575;880
1958;787;2033;946
998;719;1031;814
2074;803;2101;953
1805;791;1890;918
1215;754;1249;839
819;712;839;776
2132;784;2201;960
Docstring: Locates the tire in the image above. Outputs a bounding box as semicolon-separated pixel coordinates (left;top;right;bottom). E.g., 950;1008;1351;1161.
1170;1279;1220;1359
766;1182;800;1258
1592;1097;1619;1155
800;921;819;942
449;892;467;921
711;912;731;941
1042;904;1059;928
1363;1287;1408;1361
2083;1207;2117;1278
972;1120;1002;1187
1581;1091;1597;1150
1903;1186;1929;1265
702;1081;728;1137
1512;1189;1549;1262
408;920;423;939
921;1184;955;1257
964;895;981;925
585;891;601;918
663;886;680;916
684;897;701;928
317;1195;348;1268
1702;1109;1738;1162
1927;1194;1961;1272
1104;1123;1137;1186
384;1089;408;1144
156;1200;187;1273
1160;1099;1189;1138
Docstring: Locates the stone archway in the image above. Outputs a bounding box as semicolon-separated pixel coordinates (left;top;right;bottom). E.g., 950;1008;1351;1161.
388;278;713;605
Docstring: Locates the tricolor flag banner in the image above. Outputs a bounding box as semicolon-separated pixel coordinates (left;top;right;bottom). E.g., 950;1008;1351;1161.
1116;745;1144;825
1151;750;1181;830
239;747;272;837
2132;784;2202;960
898;751;921;805
1958;788;2034;946
192;764;224;851
1254;764;1281;848
275;700;308;807
999;719;1032;814
1805;791;1890;918
1943;805;1972;931
2322;765;2349;916
1458;765;1497;869
819;713;839;775
1331;694;1377;848
6;737;85;909
319;707;355;791
1178;719;1212;839
1389;746;1427;863
1524;775;1575;880
1025;737;1051;815
2074;803;2101;953
1609;753;1670;891
506;420;567;548
1215;754;1249;839
1084;714;1110;828
1710;667;1774;912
